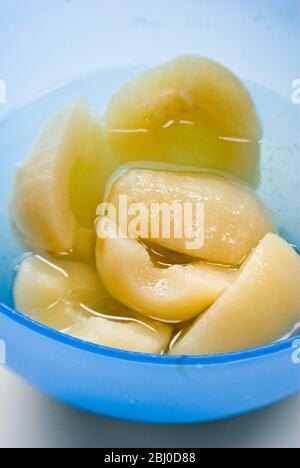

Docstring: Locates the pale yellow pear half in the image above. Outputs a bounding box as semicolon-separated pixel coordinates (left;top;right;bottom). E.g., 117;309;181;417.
170;234;300;355
12;99;118;259
106;55;262;186
14;255;172;354
96;218;236;322
108;169;275;266
14;255;107;330
69;317;172;354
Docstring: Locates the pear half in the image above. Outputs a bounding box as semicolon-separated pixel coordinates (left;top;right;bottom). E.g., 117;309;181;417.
106;55;262;186
12;99;118;259
108;169;275;266
69;317;171;354
170;234;300;355
96;218;236;322
14;255;107;330
14;255;172;354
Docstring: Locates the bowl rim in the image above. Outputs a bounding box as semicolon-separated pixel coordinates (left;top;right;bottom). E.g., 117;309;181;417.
1;302;299;365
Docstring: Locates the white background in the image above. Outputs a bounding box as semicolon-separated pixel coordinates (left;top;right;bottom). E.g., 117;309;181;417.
0;366;299;448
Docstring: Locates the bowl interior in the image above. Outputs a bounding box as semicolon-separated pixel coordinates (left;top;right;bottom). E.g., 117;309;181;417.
0;66;299;355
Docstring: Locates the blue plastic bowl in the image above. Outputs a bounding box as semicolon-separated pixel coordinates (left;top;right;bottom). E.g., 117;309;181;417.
0;0;299;423
0;302;299;424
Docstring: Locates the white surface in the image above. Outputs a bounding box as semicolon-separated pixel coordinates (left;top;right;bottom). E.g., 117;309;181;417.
0;365;299;448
